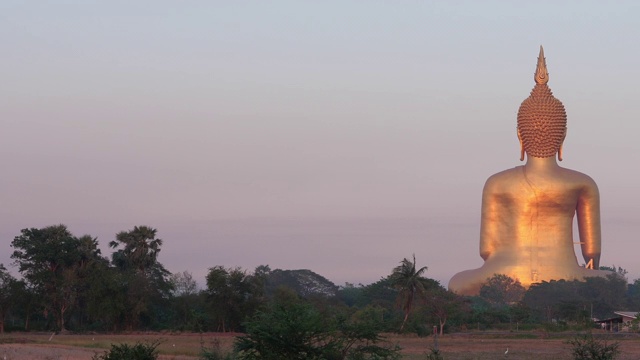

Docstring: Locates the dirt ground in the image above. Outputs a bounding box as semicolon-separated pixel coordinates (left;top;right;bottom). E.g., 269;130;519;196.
401;332;640;360
0;343;200;360
2;331;640;360
0;343;199;360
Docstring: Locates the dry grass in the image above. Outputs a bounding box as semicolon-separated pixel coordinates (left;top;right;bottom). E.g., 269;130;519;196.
0;332;232;359
2;331;640;359
398;332;640;360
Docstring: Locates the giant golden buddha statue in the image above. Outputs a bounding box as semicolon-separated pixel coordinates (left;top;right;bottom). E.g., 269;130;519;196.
448;47;613;296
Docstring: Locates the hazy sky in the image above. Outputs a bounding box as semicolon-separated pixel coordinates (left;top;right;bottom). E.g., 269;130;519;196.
2;1;640;287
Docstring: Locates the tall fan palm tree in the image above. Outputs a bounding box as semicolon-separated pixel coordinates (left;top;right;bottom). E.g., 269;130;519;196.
109;226;163;273
389;254;430;332
109;226;169;330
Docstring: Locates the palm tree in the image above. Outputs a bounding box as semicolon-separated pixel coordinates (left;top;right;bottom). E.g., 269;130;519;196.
109;226;167;330
109;226;163;273
389;254;430;332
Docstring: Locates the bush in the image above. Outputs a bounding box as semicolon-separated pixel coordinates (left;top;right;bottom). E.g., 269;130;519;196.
424;348;444;360
234;301;401;360
567;333;620;360
92;341;160;360
200;338;237;360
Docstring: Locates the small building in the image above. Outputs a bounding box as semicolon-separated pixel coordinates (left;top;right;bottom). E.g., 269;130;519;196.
595;311;640;332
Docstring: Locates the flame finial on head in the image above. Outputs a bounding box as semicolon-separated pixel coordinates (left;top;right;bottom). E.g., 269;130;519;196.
535;46;549;85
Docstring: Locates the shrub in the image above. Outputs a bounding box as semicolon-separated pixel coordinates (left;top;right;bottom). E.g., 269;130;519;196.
92;341;160;360
234;301;401;360
424;348;444;360
200;338;237;360
567;333;620;360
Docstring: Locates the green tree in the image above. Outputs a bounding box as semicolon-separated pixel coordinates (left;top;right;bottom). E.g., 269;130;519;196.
110;226;163;273
11;281;38;331
264;269;338;298
169;270;206;330
599;265;628;279
523;279;596;325
388;254;431;332
170;270;198;297
109;226;173;330
579;274;627;319
425;286;469;335
82;262;128;331
509;302;532;326
10;225;101;332
479;274;526;306
522;274;627;325
70;235;110;330
0;264;20;333
468;295;511;329
333;310;401;360
358;278;398;310
626;278;640;310
206;266;266;332
338;283;365;307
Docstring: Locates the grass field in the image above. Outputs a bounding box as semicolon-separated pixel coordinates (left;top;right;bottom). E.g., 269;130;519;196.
2;331;640;359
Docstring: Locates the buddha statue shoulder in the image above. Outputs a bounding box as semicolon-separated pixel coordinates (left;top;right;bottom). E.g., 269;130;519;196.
448;47;613;296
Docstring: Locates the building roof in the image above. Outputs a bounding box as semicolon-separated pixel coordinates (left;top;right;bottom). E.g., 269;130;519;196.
594;311;640;324
614;311;639;319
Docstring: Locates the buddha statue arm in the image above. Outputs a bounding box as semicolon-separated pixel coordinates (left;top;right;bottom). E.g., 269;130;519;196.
479;178;499;261
576;179;602;269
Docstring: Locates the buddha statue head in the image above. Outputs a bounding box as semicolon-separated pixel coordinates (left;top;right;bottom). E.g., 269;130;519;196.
517;46;567;161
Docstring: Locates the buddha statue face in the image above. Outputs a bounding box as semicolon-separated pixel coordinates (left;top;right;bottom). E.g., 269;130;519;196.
516;47;567;161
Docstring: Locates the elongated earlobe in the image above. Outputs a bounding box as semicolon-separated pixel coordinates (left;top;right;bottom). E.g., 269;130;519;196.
558;127;566;161
517;128;525;161
558;144;563;161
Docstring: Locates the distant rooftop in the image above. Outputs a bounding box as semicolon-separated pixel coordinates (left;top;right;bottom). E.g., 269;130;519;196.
614;311;640;319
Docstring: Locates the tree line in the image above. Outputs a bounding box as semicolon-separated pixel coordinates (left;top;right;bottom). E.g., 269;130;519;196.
1;224;640;335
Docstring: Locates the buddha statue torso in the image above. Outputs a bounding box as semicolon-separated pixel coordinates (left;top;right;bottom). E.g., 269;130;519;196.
448;47;613;296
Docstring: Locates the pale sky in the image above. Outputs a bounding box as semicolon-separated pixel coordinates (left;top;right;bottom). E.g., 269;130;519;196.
2;1;640;287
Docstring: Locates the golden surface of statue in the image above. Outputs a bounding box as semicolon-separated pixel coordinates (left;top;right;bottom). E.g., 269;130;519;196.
448;47;613;296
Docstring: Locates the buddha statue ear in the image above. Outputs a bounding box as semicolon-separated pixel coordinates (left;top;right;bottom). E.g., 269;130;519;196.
517;127;525;161
557;127;567;161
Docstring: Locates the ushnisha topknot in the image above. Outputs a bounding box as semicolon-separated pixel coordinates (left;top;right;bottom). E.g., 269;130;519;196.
517;46;567;158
